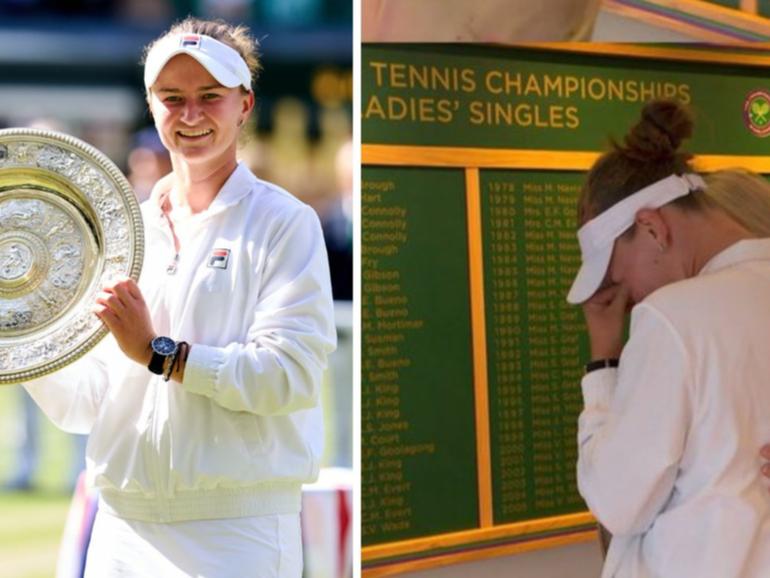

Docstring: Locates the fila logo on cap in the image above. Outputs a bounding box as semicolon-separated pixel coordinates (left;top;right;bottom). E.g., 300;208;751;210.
181;34;201;48
208;248;230;269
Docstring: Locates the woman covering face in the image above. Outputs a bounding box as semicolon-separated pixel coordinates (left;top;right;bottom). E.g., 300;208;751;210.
570;99;770;578
24;18;336;578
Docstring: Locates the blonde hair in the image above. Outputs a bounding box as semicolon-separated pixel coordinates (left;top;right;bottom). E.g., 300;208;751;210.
704;169;770;237
142;17;261;92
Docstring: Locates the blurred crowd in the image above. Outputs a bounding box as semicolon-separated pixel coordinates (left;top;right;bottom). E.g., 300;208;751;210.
0;0;352;26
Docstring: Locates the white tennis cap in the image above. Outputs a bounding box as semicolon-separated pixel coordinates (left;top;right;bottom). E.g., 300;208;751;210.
566;173;706;304
144;33;252;91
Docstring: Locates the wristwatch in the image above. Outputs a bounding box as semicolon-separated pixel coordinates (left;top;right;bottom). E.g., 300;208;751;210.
148;336;178;375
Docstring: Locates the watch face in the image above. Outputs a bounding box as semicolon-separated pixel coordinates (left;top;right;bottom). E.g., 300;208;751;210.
151;336;176;356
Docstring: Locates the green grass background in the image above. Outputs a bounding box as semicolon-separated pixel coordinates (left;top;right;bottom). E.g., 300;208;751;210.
0;385;78;578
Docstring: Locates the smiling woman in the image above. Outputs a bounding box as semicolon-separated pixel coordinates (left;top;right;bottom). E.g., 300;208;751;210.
141;20;259;211
147;53;252;182
22;16;336;578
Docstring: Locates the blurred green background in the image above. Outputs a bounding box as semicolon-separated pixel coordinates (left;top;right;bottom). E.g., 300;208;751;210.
0;385;74;578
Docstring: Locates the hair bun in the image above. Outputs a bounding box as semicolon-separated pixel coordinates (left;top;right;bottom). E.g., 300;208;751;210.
619;99;694;162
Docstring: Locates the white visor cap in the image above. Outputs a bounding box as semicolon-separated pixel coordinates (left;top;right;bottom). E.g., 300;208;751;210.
566;173;706;304
144;33;252;91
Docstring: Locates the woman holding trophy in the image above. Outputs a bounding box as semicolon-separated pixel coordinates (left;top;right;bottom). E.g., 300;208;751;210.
23;17;335;577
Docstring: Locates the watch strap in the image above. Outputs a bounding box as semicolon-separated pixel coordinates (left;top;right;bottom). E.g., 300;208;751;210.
148;351;167;375
585;358;619;374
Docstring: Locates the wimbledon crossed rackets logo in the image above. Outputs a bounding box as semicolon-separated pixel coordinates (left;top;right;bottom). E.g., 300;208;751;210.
744;89;770;137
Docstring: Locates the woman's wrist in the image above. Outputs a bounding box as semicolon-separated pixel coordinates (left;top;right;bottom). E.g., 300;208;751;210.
589;340;623;360
585;318;624;359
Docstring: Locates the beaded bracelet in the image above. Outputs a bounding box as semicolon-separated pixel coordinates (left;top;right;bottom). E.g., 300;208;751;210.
163;341;189;382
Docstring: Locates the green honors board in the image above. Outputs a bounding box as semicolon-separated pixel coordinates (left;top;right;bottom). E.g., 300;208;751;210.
361;167;594;572
362;42;770;574
362;167;479;541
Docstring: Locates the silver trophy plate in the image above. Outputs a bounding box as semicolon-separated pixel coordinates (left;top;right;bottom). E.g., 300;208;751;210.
0;128;143;384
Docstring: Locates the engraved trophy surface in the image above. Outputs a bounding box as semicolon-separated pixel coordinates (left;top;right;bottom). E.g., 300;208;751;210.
0;128;143;384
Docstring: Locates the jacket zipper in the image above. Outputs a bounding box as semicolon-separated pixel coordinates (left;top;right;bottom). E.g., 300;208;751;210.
152;207;180;519
161;209;181;275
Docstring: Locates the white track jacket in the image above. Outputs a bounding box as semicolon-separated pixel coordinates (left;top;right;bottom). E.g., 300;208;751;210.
578;239;770;578
25;163;337;523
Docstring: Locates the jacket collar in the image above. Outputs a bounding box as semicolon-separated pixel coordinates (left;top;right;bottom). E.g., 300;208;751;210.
700;238;770;276
152;161;254;220
204;161;255;217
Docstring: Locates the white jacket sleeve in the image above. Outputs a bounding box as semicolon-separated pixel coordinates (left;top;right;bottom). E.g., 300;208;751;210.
22;336;115;435
182;205;337;416
577;303;692;536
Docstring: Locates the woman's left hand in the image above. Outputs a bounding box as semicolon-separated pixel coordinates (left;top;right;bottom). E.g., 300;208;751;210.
93;276;155;366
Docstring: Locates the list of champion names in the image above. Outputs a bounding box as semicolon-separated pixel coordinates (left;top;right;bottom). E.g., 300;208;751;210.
361;167;478;545
361;177;421;540
482;171;587;523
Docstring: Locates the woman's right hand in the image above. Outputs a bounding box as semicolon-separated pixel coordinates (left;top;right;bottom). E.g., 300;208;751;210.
582;283;630;360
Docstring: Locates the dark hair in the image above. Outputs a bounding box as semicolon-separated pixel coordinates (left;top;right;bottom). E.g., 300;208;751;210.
578;99;709;225
142;16;261;92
